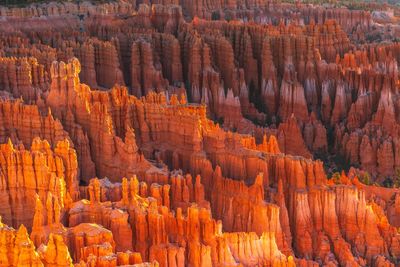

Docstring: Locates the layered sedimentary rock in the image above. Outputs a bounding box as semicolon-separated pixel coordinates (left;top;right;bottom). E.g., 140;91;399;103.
0;57;49;102
0;220;43;267
0;98;95;183
0;216;155;267
37;233;73;267
0;0;400;266
130;40;169;97
92;39;125;89
0;137;78;230
70;175;294;267
46;58;164;182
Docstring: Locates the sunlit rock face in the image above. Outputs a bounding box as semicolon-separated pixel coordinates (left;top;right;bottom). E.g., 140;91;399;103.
0;0;400;266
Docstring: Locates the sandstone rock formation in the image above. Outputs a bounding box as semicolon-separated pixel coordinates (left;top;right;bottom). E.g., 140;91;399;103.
0;0;400;266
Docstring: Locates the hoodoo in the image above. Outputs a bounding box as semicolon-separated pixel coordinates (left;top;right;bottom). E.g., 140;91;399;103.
0;0;399;266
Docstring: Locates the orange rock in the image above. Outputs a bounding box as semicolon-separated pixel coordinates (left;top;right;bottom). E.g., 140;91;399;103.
278;115;312;158
0;218;43;267
0;138;76;230
37;233;73;267
1;2;400;266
